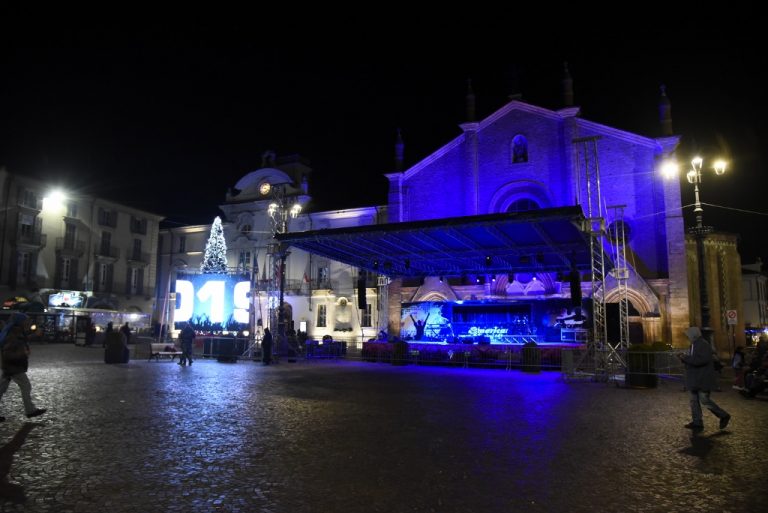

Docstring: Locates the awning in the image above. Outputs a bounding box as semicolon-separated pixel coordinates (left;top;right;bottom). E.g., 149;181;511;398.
277;206;599;277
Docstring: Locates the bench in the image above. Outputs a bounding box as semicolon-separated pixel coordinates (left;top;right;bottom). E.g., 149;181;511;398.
148;342;183;362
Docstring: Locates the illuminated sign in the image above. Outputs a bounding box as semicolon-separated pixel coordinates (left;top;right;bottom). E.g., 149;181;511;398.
467;327;509;337
48;291;86;308
174;273;251;325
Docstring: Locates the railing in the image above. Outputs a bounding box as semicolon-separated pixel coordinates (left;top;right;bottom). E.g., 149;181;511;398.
95;244;120;259
127;251;150;264
170;340;701;379
18;197;43;210
56;237;85;255
561;348;687;383
18;231;47;247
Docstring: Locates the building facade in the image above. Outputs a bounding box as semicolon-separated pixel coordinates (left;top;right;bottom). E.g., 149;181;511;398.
155;155;388;343
741;259;766;336
0;167;164;314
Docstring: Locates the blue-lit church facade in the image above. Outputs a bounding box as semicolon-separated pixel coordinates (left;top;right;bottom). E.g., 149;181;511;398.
385;100;689;347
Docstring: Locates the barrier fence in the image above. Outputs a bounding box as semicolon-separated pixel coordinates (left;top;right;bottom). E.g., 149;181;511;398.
147;337;693;380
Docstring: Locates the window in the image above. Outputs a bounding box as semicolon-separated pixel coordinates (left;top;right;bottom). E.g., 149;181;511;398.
362;304;372;327
240;224;252;235
100;231;112;255
22;189;38;209
66;202;78;218
317;266;330;287
98;208;116;227
100;263;108;285
17;252;31;278
507;199;540;213
130;216;147;234
19;214;34;238
130;268;139;294
179;236;186;253
317;304;327;327
61;257;71;282
132;239;142;260
239;251;251;270
64;223;76;249
511;135;528;163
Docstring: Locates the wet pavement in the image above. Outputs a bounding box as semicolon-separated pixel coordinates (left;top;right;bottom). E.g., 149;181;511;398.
1;343;766;512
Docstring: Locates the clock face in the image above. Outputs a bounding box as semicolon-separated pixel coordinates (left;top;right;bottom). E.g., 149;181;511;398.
259;182;271;195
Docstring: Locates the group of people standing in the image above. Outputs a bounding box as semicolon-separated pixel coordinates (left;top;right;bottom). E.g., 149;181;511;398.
731;336;768;397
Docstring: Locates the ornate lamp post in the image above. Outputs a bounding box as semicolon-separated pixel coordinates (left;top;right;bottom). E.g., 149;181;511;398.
267;184;302;359
665;156;727;343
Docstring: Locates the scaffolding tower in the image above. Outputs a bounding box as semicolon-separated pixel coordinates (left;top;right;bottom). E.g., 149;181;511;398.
569;136;629;382
607;204;630;351
574;136;607;349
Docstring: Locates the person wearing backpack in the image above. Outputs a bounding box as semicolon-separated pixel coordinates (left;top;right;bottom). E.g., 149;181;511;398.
0;313;46;421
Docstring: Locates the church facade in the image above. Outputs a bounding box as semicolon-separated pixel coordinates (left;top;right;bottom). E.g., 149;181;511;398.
385;98;689;347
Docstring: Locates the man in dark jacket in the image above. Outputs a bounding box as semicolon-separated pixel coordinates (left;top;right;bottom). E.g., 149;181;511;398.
179;322;195;366
261;327;273;365
0;313;46;421
678;327;730;432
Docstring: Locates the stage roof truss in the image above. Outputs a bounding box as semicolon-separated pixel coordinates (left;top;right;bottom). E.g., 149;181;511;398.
276;206;599;278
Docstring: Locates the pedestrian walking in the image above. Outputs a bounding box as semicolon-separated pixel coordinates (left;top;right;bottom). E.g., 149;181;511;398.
179;322;195;366
677;326;730;432
0;313;46;421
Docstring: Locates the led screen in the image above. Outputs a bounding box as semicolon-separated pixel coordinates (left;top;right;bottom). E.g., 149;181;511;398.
48;290;86;308
174;273;251;326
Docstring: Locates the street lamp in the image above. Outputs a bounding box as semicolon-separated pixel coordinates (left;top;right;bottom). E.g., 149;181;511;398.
266;184;302;359
664;156;727;342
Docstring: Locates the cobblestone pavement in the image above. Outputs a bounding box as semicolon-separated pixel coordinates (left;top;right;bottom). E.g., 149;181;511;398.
0;343;766;513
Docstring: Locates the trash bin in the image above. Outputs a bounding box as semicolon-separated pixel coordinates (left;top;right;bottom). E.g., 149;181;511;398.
522;341;541;372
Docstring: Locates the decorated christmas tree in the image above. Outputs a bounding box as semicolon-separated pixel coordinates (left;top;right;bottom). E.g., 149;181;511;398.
201;216;228;273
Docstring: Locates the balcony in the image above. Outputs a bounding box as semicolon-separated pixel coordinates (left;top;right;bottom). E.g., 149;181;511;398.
285;279;310;295
16;231;47;249
94;244;120;261
18;197;43;212
127;251;150;266
56;237;86;257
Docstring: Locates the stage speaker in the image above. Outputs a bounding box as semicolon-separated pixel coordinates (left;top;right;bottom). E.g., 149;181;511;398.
357;276;367;309
569;269;582;307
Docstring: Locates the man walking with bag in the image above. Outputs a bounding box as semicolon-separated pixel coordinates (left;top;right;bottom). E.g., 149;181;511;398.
677;326;730;432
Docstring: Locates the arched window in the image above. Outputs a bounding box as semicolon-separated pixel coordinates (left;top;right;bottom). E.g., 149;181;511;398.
240;224;252;235
511;135;528;163
507;198;540;213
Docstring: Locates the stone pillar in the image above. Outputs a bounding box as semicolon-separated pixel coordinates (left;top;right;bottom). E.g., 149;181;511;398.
387;277;403;337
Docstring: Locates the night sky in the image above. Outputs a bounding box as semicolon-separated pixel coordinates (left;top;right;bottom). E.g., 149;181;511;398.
1;14;765;262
